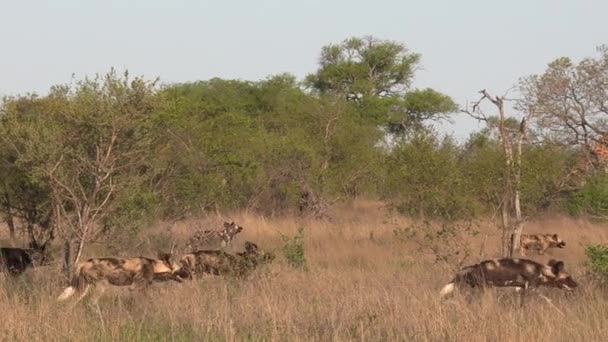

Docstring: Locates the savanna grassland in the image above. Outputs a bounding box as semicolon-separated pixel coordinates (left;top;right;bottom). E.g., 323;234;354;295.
1;200;607;342
1;36;608;341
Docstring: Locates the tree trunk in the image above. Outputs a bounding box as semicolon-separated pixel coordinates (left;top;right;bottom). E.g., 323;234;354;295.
510;173;524;257
465;91;532;258
74;234;87;267
501;193;511;256
510;117;528;256
2;194;16;243
63;239;73;279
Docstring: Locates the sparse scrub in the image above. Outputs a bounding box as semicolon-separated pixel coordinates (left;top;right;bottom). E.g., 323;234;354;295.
398;220;481;271
567;174;608;220
0;206;606;340
0;37;608;341
281;226;307;270
585;244;608;279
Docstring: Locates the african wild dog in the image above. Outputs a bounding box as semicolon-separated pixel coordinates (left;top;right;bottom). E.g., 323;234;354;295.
184;221;244;251
0;240;51;276
519;233;566;256
57;252;183;305
440;258;577;304
178;241;275;279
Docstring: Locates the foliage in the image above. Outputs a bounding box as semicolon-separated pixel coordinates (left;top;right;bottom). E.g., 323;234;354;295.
1;37;607;266
566;174;608;219
281;226;307;270
384;131;478;220
305;36;420;97
0;70;162;270
585;244;608;279
519;145;572;213
386;88;458;133
395;220;480;272
520;49;608;171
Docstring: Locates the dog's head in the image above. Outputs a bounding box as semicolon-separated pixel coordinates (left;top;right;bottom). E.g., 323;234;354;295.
542;259;578;290
547;234;566;248
223;221;244;238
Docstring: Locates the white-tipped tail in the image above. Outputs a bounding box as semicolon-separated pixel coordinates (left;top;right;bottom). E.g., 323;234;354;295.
57;286;76;301
440;282;455;298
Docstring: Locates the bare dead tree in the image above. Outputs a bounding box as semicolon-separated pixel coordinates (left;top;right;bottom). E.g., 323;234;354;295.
519;52;608;173
463;89;533;256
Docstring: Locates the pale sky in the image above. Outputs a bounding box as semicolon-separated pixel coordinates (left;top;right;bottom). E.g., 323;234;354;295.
1;0;606;139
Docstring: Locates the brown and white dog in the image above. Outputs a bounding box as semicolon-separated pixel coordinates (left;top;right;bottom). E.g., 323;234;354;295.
440;258;577;302
519;234;566;256
177;241;275;279
57;253;183;305
185;221;244;251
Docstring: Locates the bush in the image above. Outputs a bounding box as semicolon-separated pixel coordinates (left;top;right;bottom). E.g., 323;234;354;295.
281;226;307;270
384;132;478;220
567;174;608;219
585;244;608;279
393;221;480;272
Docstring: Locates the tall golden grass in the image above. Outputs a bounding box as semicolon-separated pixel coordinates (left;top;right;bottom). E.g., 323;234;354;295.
0;199;607;341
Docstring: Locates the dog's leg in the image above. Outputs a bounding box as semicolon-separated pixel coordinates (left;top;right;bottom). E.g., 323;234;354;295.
71;284;91;307
90;284;107;333
91;280;108;306
129;276;147;291
518;281;529;308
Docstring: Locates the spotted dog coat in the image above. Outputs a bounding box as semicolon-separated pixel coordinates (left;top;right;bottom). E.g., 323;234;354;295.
178;241;275;278
57;252;183;305
440;258;577;304
519;234;566;256
185;221;243;251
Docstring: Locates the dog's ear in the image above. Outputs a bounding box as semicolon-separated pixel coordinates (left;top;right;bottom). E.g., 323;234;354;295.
224;222;231;228
553;234;559;240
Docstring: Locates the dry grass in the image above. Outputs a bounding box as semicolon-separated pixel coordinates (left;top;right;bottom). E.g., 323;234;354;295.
1;200;608;341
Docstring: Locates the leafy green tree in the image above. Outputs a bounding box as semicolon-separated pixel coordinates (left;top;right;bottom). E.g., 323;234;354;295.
306;36;456;135
1;70;161;273
460;131;505;214
0;95;55;246
384;131;477;219
305;36;420;98
387;89;458;133
461;130;572;216
567;174;608;219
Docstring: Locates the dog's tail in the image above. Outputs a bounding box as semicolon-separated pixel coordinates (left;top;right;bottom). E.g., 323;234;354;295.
57;263;87;301
440;281;456;298
440;265;478;299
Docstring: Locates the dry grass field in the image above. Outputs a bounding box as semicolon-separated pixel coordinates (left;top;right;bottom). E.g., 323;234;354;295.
1;200;608;341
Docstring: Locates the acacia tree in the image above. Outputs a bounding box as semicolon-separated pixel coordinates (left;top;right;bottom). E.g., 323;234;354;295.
305;36;456;133
464;90;533;256
1;70;160;274
0;95;57;249
305;36;420;98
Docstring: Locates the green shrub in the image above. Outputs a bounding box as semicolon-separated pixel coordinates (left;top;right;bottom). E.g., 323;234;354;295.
585;244;608;279
567;174;608;219
281;226;307;270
